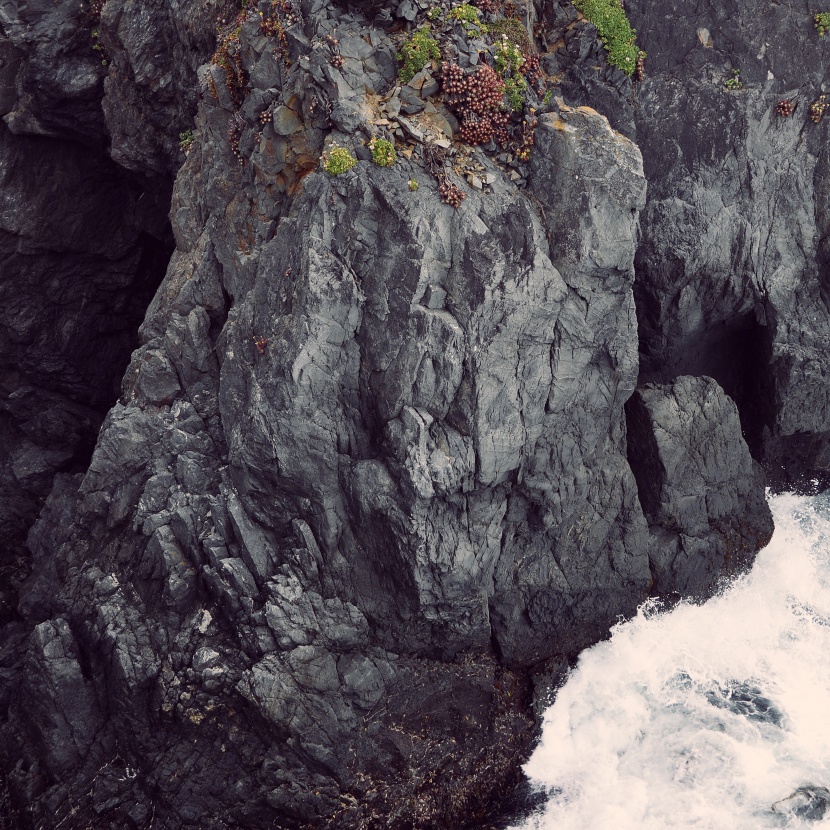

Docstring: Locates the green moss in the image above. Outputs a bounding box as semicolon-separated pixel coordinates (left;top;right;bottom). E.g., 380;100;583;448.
398;26;441;83
369;137;396;167
816;12;830;36
572;0;642;76
91;28;109;65
321;145;357;175
448;3;487;37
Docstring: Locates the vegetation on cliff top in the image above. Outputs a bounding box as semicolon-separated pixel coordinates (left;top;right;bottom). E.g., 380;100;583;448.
572;0;642;76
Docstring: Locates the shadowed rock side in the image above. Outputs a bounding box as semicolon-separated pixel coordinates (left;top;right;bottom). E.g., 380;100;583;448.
0;0;781;826
0;0;208;616
0;125;173;623
619;0;830;490
0;0;215;174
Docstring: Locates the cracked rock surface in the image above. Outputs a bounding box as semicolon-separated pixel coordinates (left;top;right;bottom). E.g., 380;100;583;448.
0;0;792;826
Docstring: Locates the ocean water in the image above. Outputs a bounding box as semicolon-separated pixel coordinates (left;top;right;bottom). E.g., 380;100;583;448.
513;493;830;830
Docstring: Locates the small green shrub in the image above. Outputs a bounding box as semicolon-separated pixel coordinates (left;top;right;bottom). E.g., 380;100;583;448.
493;37;527;111
398;26;441;83
494;36;524;75
723;69;742;91
816;12;830;35
369;137;396;167
572;0;642;76
408;178;419;191
179;129;194;153
488;17;532;52
448;3;487;37
321;145;357;175
503;76;527;111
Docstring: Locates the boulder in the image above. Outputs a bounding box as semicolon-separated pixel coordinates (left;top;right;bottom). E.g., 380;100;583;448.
626;376;774;596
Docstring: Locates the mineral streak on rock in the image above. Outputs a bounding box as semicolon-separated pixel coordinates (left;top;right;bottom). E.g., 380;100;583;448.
0;0;804;825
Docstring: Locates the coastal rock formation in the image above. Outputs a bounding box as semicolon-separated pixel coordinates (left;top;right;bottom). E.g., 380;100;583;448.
624;0;830;490
626;376;773;597
0;0;809;826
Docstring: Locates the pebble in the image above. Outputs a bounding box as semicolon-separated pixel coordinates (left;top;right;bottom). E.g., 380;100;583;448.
398;117;425;142
396;0;418;20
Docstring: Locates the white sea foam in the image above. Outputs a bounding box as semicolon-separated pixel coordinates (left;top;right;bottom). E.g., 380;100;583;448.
514;493;830;830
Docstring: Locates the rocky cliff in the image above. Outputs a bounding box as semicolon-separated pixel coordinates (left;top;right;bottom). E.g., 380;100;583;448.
2;0;820;826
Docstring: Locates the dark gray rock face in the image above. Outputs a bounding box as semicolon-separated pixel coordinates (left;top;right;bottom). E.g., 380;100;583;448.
626;376;773;597
2;99;654;826
0;0;786;826
620;0;830;490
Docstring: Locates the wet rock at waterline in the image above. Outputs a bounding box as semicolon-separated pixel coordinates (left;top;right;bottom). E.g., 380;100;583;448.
772;786;830;821
626;376;774;598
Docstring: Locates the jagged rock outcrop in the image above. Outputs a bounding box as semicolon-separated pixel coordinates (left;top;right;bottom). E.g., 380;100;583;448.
3;97;658;826
0;0;791;826
626;376;773;597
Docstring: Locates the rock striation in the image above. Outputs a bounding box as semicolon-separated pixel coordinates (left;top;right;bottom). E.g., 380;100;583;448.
0;0;811;826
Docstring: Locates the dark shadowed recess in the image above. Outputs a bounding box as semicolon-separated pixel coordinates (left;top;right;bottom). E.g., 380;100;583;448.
0;126;174;624
633;283;776;464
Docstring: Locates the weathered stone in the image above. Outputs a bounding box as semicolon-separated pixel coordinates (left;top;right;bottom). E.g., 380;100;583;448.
18;618;103;778
773;786;830;821
271;105;303;135
399;85;426;114
626;376;774;596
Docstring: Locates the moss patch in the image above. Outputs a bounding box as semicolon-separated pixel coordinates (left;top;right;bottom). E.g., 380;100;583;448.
572;0;642;76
